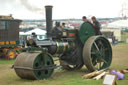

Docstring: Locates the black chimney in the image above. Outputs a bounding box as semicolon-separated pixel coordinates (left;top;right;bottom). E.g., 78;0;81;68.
45;5;53;39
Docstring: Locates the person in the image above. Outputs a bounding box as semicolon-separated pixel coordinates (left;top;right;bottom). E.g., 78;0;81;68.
91;16;102;35
82;16;92;24
61;23;65;30
21;37;26;48
82;16;88;22
26;36;31;47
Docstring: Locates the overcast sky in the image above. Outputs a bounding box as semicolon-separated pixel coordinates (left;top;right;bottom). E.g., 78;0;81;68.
0;0;128;19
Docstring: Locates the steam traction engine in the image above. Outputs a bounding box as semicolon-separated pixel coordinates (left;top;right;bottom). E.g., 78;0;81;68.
13;6;112;80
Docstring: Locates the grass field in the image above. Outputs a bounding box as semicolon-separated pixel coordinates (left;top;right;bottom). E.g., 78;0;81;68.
121;35;128;41
121;32;128;42
0;44;128;85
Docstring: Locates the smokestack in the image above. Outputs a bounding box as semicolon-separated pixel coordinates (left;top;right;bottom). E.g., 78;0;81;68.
45;5;53;39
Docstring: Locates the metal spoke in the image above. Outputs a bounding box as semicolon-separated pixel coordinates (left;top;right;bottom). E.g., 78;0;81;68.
94;42;100;51
99;62;101;69
43;54;48;66
98;40;102;45
99;45;103;51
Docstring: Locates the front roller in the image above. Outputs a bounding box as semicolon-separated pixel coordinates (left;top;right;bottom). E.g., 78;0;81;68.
83;36;112;72
13;52;54;80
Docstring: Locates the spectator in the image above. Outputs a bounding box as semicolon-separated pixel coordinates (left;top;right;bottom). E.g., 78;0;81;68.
61;23;65;30
82;16;88;22
26;36;31;46
91;16;102;35
21;37;26;48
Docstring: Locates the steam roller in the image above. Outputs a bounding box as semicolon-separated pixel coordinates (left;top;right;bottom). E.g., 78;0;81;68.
13;5;112;80
14;52;54;80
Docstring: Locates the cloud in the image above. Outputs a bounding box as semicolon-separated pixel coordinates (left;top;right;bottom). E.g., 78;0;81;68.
0;0;126;19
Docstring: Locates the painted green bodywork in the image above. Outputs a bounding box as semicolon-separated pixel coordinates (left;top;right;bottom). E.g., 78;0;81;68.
56;41;75;54
79;22;95;44
57;42;64;53
68;29;77;39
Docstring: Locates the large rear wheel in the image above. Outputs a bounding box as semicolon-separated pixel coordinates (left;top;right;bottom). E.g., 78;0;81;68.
83;36;112;72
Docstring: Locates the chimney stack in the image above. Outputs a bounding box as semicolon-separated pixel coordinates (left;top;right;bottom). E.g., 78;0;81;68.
45;5;53;39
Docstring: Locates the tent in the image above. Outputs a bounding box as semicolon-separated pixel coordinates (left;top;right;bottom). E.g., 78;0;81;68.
107;19;128;29
19;32;27;35
21;28;46;35
19;28;46;40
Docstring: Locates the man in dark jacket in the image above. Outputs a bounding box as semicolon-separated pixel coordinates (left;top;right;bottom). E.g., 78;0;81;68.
91;16;102;35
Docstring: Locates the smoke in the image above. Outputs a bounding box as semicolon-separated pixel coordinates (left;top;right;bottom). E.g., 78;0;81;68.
20;0;43;14
0;0;15;7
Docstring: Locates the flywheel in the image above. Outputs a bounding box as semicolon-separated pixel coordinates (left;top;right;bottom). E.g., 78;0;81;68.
83;36;112;72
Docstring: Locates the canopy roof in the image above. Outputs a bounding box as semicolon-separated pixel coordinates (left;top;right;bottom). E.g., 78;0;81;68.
107;19;128;28
20;28;46;35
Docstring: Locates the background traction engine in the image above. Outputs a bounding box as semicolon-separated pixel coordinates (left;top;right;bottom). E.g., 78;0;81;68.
13;6;112;80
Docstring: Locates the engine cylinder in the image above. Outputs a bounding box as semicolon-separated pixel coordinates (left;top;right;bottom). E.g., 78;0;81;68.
48;40;75;55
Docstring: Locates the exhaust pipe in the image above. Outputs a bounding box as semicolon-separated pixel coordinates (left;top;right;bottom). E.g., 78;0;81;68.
45;5;53;39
